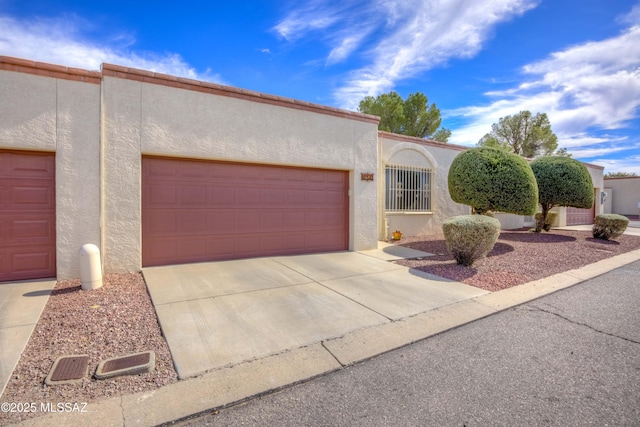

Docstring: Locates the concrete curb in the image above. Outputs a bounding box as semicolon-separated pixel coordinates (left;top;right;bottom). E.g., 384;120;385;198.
15;248;640;427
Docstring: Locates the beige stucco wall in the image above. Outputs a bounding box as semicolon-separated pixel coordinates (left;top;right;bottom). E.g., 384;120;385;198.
604;177;640;216
378;133;469;239
101;72;379;273
0;69;101;279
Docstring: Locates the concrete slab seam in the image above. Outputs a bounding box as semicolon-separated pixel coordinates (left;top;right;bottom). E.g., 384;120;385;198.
315;281;394;321
321;300;499;367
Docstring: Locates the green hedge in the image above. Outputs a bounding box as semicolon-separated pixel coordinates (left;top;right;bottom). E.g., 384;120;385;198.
592;214;629;241
443;215;501;266
530;156;594;209
448;147;538;215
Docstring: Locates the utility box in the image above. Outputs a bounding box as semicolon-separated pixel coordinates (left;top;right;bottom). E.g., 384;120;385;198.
80;244;103;290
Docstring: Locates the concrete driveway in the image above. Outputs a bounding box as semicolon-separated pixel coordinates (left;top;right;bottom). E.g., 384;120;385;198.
142;247;487;379
0;279;56;397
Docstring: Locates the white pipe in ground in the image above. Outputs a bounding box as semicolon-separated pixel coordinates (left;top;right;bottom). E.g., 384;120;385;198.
79;244;103;290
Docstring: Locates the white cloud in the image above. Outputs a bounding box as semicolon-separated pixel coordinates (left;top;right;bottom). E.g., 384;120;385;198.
333;0;540;109
275;0;539;108
590;155;640;175
446;19;640;161
618;2;640;25
272;0;351;41
0;15;223;83
273;0;382;67
326;34;367;66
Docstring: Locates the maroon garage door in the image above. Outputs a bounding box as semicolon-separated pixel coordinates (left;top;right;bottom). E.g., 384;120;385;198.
0;150;56;282
142;157;349;267
566;189;597;226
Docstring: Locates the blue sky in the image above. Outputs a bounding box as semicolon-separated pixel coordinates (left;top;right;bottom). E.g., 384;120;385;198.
1;0;639;174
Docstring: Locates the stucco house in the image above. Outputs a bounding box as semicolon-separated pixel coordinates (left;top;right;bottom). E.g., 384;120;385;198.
0;56;603;283
604;176;640;218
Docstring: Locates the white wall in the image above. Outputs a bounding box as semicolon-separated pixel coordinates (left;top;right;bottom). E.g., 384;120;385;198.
604;177;640;216
0;68;101;279
378;133;469;239
101;67;379;273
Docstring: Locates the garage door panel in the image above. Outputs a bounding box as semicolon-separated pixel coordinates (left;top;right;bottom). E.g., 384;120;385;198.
1;150;56;282
177;238;208;259
566;206;595;225
143;238;177;265
207;212;235;233
142;157;348;267
146;185;178;206
260;212;284;230
305;190;328;205
0;153;54;178
144;212;177;234
235;211;261;233
326;190;346;205
208;188;233;206
179;212;208;233
326;211;347;227
7;217;54;241
284;190;307;206
284;212;305;228
12;250;53;272
260;235;285;252
144;160;176;180
566;190;596;226
236;188;261;206
179;162;209;180
208;238;236;257
0;250;54;282
181;186;207;205
3;181;54;209
261;188;285;205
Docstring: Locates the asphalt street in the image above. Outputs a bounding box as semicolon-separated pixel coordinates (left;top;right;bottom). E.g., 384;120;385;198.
175;260;640;427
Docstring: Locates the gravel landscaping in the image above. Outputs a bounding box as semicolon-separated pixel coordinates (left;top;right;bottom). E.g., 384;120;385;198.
396;229;640;291
0;273;178;425
2;228;639;424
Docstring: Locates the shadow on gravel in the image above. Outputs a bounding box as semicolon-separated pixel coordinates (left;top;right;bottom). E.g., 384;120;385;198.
586;237;621;246
498;232;576;243
50;285;82;296
487;242;515;257
411;263;481;282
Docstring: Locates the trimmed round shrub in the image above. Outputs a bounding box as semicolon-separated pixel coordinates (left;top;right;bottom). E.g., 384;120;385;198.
530;156;594;232
592;214;629;241
534;212;558;232
443;215;501;266
448;147;538;215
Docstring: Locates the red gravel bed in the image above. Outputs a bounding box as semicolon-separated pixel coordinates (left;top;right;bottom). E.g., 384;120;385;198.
0;273;178;425
396;229;640;292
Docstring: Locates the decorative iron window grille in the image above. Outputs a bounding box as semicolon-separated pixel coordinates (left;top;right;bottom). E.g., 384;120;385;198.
385;164;432;212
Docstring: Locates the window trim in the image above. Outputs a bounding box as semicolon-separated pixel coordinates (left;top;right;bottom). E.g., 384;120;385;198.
384;164;433;213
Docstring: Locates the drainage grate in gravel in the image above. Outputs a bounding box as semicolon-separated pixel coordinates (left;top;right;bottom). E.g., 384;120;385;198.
45;355;89;385
95;351;155;379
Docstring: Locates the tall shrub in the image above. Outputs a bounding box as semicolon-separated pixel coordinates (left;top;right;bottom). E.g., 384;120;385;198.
530;156;594;232
448;147;538;215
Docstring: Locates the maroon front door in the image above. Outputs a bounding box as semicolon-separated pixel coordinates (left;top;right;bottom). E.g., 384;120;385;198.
0;150;56;282
142;157;349;267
